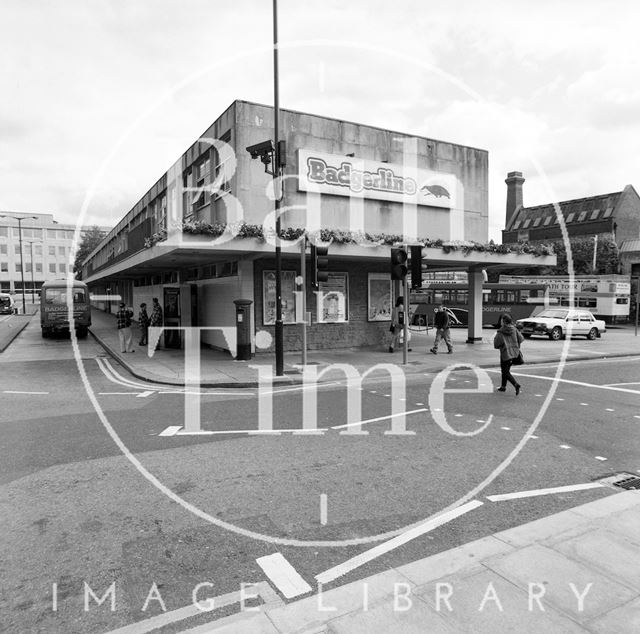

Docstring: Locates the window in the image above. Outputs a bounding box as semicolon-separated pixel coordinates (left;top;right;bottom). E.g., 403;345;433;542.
590;209;600;220
0;244;6;255
15;263;22;272
512;220;521;229
616;297;629;304
35;244;42;256
0;227;8;237
522;218;531;228
213;131;232;197
58;246;65;256
47;229;57;239
577;211;587;222
25;262;32;273
15;244;21;255
35;263;42;273
532;217;541;227
49;263;56;273
0;262;7;272
58;263;65;273
543;216;552;226
566;213;575;222
318;273;349;323
603;207;613;218
49;246;56;256
23;228;42;239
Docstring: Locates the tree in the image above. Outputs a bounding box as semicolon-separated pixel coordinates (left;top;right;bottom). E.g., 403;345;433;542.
73;226;106;279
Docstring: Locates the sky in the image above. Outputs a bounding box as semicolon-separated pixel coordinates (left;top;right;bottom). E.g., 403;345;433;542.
1;0;639;241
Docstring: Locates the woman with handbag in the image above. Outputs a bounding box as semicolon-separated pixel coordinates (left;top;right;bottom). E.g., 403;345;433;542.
493;313;524;395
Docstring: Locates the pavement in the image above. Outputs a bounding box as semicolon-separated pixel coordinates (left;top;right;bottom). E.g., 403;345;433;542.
88;307;640;389
0;303;40;352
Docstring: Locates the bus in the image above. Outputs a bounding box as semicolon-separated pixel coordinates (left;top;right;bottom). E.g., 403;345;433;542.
499;275;631;323
410;282;551;328
40;280;91;338
0;293;16;315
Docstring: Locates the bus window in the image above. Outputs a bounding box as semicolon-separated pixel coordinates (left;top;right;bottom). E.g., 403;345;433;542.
578;297;597;308
520;289;531;301
434;291;443;303
616;297;629;304
506;291;516;303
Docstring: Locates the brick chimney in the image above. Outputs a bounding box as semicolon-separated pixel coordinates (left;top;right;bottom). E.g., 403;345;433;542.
505;171;525;228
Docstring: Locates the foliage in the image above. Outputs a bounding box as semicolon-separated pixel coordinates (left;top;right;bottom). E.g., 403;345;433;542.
179;221;555;257
73;225;107;279
143;229;168;248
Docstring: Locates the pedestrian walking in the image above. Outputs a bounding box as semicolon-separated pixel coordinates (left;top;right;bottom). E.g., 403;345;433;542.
149;297;163;349
138;302;150;345
116;302;135;353
389;296;411;352
430;304;453;354
493;313;523;395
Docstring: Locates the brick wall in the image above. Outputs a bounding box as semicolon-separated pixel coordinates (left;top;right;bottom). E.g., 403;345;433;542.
253;256;392;352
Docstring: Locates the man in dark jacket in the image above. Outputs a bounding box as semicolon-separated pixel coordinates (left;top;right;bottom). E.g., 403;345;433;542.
430;305;453;354
116;302;135;353
493;313;524;394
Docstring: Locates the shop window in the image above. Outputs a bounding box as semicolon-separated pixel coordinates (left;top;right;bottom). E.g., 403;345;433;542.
263;270;297;325
317;273;349;323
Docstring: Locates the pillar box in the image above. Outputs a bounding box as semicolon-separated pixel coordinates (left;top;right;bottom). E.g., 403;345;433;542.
233;299;253;361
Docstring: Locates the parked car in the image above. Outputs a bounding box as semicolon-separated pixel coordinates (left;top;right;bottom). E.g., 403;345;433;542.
516;308;606;341
0;292;16;315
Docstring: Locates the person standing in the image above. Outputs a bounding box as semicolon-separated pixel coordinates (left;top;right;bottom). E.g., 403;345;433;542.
138;302;150;346
493;313;523;395
430;304;453;354
389;296;411;352
116;302;135;353
149;297;163;348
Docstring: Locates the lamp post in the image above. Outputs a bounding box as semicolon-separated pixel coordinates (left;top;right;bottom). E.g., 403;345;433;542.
26;241;39;304
0;214;38;314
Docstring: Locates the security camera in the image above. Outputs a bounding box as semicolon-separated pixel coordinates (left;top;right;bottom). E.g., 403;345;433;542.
246;140;275;159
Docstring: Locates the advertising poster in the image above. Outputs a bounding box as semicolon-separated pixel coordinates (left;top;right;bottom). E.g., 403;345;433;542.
263;270;296;325
368;273;392;321
318;273;348;323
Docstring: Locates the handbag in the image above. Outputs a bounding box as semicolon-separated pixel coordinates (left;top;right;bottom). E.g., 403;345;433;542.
511;351;524;366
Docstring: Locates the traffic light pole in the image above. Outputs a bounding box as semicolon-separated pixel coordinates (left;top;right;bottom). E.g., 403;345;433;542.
403;273;409;365
300;237;307;365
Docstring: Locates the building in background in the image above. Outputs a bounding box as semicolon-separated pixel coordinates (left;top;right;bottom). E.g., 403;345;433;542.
501;171;640;278
0;212;108;297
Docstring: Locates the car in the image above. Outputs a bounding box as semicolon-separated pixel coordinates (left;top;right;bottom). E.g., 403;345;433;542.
516;308;606;341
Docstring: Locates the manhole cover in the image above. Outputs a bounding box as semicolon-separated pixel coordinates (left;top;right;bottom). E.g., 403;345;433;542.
598;472;640;490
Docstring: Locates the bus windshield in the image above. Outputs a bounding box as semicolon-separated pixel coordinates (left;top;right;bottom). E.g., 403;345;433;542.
45;289;87;304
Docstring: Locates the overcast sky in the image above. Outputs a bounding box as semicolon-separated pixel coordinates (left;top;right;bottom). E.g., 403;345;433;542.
1;0;638;241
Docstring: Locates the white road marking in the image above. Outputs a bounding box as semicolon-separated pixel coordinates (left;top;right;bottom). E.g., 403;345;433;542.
320;494;327;526
264;381;340;395
493;369;640;396
580;402;589;406
604;382;640;387
605;408;615;412
595;456;608;461
136;391;155;398
256;552;312;599
2;390;49;394
529;434;539;439
102;588;245;634
331;408;427;431
556;398;565;401
560;444;571;449
635;415;640;420
501;426;511;430
486;482;603;502
315;501;483;585
454;413;463;417
416;402;424;406
99;392;143;395
159;426;182;437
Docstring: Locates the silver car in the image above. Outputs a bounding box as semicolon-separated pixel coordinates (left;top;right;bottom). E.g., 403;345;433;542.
516;308;606;341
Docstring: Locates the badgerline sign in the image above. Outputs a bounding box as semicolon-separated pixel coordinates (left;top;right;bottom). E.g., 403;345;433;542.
297;150;458;209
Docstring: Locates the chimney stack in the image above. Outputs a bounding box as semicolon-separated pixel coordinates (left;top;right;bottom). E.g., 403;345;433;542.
505;171;525;228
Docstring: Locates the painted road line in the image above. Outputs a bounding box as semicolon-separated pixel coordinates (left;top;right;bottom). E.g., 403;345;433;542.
99;392;143;395
102;588;243;634
136;391;155;398
160;390;255;396
320;494;328;525
560;445;571;449
256;553;312;599
491;369;640;396
263;381;341;396
635;415;640;420
171;428;328;436
595;456;608;461
97;358;168;392
3;390;49;394
331;408;427;431
605;408;615;412
604;382;640;386
315;501;484;586
159;426;182;436
486;482;604;502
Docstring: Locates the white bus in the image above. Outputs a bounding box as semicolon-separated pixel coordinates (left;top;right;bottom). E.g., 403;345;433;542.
499;275;631;322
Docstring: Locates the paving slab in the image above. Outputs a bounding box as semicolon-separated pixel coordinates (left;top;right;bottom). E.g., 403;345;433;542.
483;543;637;623
416;568;586;633
586;595;640;634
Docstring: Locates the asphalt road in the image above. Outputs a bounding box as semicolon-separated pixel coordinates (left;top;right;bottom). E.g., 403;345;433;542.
1;318;639;633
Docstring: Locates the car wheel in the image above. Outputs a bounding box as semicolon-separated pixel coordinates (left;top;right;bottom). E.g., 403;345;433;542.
549;326;562;341
587;327;598;340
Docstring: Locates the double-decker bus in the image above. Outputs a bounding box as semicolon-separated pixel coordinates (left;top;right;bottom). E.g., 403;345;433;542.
410;282;551;328
40;280;91;338
499;275;631;323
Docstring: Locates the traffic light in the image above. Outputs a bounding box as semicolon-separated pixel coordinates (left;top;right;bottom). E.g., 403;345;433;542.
390;247;408;281
311;244;329;289
410;245;423;289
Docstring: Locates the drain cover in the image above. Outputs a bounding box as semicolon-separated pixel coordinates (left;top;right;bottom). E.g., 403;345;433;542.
599;472;640;490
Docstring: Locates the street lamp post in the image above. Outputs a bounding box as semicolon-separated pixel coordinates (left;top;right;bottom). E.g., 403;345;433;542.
27;241;37;304
0;214;37;314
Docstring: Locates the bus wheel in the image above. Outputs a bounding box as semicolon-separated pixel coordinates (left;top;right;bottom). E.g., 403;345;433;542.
587;327;598;340
549;326;563;341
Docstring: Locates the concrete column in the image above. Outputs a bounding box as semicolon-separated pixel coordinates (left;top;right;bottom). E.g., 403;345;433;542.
467;267;484;343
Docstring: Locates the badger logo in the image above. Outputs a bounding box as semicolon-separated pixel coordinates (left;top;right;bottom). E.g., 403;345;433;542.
420;184;450;199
